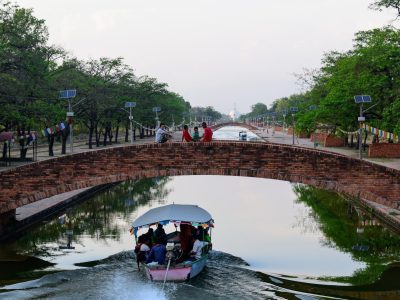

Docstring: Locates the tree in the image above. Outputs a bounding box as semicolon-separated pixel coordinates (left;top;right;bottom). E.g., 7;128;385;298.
369;0;400;15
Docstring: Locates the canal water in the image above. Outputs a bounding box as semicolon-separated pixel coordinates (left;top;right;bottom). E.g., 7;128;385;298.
0;127;400;299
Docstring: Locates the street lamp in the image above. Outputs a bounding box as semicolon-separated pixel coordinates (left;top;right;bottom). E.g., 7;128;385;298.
282;109;288;131
125;102;136;144
354;95;372;159
59;89;77;153
153;107;161;128
290;107;298;145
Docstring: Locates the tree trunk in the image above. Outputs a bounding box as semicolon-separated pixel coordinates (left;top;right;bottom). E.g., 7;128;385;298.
48;134;54;156
133;127;136;141
140;127;144;139
363;131;368;151
350;134;354;147
115;124;119;143
125;125;129;142
108;126;113;145
103;127;107;146
95;123;100;147
88;125;94;149
2;142;7;159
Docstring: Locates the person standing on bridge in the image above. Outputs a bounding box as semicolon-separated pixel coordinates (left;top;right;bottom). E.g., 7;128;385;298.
181;125;193;142
201;122;213;142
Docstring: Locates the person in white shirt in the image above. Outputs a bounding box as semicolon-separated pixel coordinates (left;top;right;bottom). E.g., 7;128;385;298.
155;123;171;143
190;235;204;260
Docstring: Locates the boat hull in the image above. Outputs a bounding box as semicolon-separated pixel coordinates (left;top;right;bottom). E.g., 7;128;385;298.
145;257;207;282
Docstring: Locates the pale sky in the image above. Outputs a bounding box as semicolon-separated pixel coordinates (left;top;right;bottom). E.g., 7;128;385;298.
16;0;393;114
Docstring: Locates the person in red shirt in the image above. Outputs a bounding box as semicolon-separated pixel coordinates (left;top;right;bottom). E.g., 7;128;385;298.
201;122;213;142
182;125;193;142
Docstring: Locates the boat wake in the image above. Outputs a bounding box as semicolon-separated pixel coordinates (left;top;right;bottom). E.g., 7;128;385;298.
0;250;345;300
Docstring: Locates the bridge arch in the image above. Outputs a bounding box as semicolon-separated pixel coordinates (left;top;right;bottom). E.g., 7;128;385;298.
1;142;399;223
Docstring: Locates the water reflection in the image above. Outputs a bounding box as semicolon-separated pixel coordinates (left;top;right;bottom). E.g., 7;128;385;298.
0;176;399;298
294;185;400;285
213;126;262;141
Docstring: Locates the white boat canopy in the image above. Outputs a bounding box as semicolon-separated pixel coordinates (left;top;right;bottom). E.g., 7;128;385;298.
132;204;213;229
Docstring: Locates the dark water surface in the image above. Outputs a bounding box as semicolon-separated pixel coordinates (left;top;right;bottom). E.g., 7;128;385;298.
0;127;400;299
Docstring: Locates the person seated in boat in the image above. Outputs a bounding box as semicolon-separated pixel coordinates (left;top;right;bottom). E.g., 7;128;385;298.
135;234;151;263
145;228;155;246
178;223;193;260
203;228;212;251
203;228;211;243
154;223;167;245
145;237;167;265
189;235;204;260
196;225;204;241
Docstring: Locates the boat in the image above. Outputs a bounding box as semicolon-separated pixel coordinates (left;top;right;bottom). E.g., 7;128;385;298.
131;204;214;282
239;131;247;141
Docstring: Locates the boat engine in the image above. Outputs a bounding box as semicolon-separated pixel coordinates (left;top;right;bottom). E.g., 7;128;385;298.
165;242;183;263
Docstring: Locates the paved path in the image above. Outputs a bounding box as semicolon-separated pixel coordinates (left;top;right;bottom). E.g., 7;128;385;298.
254;128;400;170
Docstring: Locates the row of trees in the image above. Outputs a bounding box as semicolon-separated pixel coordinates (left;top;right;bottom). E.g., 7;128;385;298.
1;2;217;155
241;2;400;139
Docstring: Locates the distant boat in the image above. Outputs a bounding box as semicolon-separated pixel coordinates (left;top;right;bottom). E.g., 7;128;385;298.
131;204;214;282
239;131;247;141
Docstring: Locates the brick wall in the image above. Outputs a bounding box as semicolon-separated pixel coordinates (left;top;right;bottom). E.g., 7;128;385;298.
324;135;345;147
287;128;307;138
1;142;400;218
274;126;283;132
310;133;344;147
310;133;328;142
369;143;400;158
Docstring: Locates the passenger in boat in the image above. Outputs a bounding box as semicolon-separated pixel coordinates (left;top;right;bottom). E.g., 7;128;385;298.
135;235;151;263
145;228;155;246
189;235;204;260
204;228;211;243
179;223;193;258
181;125;193;142
154;223;167;245
196;225;204;241
146;237;167;265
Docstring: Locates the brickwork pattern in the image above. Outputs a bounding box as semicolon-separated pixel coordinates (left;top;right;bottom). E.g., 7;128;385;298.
369;143;400;158
1;142;400;217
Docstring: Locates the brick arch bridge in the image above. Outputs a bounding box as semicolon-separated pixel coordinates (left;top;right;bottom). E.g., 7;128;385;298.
1;142;400;228
211;122;258;131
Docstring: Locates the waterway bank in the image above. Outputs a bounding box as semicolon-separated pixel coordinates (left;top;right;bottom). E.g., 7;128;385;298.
0;183;116;242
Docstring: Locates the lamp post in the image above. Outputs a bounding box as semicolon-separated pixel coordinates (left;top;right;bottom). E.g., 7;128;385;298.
290;107;298;145
59;89;77;153
282;109;287;132
354;95;372;159
153;107;161;128
124;102;136;144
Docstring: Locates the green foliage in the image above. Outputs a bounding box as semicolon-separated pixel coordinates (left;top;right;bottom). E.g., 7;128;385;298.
0;2;190;148
190;106;222;123
369;0;400;15
294;185;400;285
239;102;269;121
258;27;400;136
